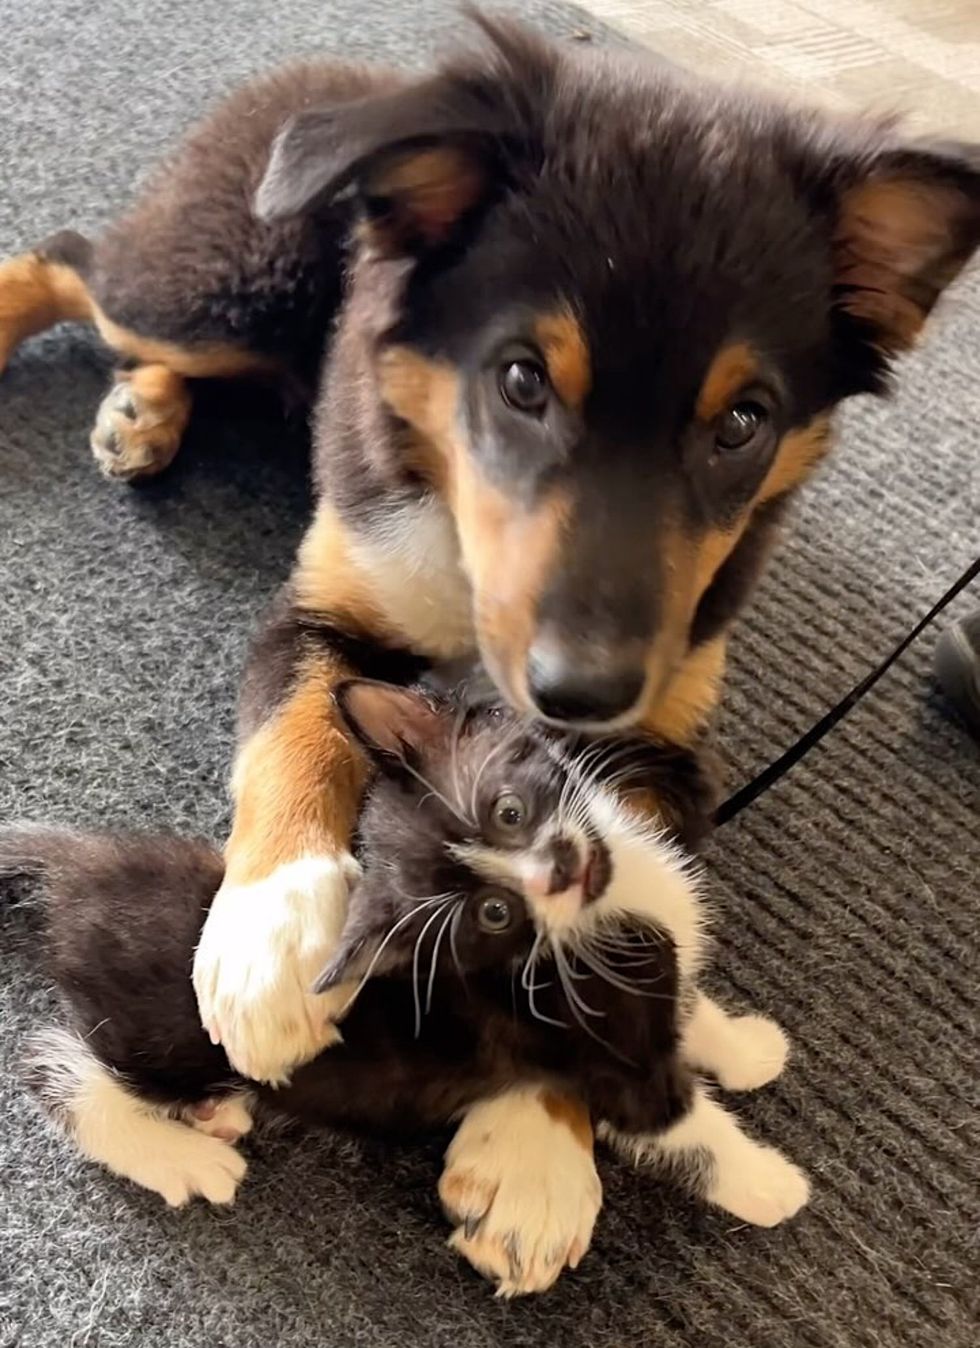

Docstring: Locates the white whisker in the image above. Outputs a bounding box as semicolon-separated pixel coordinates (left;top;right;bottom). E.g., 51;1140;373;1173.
336;894;449;1013
551;942;606;1018
447;704;474;826
522;931;568;1028
570;938;673;999
412;898;455;1036
401;760;471;827
449;903;465;985
468;715;529;821
425;899;460;1015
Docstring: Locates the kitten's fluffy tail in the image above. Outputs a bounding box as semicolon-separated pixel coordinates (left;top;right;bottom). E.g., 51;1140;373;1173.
0;822;225;892
0;821;99;880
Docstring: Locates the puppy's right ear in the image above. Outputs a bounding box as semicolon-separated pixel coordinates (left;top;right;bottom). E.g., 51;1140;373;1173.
335;679;445;774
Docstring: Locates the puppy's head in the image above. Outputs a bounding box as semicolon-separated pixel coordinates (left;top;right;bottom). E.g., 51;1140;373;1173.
258;14;980;731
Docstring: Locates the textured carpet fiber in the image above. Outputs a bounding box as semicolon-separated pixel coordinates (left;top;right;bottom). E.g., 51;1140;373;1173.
1;3;978;1346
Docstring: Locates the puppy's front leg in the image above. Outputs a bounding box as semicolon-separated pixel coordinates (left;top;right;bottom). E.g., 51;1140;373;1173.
681;990;790;1092
193;615;364;1084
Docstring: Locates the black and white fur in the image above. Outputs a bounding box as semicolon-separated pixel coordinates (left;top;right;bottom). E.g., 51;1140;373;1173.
1;681;807;1292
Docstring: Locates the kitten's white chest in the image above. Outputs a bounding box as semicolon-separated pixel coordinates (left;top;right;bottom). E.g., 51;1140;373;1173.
354;494;475;660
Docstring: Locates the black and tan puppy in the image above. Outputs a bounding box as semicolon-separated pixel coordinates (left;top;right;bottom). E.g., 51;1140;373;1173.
2;12;978;1293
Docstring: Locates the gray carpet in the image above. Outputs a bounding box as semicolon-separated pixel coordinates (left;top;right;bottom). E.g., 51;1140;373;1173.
1;2;978;1345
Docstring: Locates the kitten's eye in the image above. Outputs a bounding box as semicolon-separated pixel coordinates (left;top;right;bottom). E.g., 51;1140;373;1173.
492;791;526;831
477;892;513;934
715;401;767;452
499;359;549;415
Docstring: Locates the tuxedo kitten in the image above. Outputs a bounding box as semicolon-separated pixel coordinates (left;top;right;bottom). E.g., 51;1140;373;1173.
0;680;807;1228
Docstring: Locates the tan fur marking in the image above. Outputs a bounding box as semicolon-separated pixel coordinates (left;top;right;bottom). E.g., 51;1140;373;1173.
373;147;487;246
455;464;570;702
294;503;389;633
378;344;571;697
696;342;760;422
646;416;831;742
641;636;727;743
93;310;271;379
0;248;272;380
225;656;365;886
540;1090;594;1152
758;416;833;503
0;253;93;369
534;311;591;410
377;345;459;479
836;177;972;353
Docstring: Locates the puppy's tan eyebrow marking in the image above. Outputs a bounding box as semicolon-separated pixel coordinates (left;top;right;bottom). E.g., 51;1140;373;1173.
534;309;592;410
696;341;760;421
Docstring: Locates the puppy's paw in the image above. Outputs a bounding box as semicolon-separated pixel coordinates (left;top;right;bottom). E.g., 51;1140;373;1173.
90;368;191;480
709;1142;810;1227
440;1088;601;1297
714;1014;790;1092
193;855;356;1085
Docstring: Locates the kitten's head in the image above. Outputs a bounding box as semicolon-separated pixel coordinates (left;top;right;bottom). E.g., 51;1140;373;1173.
314;679;708;1008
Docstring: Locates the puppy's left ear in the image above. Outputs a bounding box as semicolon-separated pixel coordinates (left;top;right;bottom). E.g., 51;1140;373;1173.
253;79;501;253
335;679;445;774
833;139;980;357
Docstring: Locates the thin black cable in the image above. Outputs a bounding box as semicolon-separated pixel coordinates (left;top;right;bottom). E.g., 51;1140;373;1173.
714;552;980;827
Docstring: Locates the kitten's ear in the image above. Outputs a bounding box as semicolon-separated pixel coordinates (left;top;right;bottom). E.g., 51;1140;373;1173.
832;138;980;357
313;935;372;994
335;679;444;772
312;925;397;994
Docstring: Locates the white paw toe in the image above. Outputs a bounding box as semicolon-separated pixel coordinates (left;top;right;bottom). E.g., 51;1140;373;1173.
715;1015;790;1091
709;1144;810;1226
137;1128;248;1208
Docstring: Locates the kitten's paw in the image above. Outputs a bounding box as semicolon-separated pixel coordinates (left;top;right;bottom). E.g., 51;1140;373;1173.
440;1089;601;1297
709;1142;810;1227
193;855;356;1085
714;1015;790;1092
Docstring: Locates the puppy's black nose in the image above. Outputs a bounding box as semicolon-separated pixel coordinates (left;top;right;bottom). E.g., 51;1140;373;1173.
526;650;645;725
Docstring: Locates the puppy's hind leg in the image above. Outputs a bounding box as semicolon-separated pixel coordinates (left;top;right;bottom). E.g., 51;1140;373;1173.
25;1026;247;1207
90;364;192;481
0;231;94;372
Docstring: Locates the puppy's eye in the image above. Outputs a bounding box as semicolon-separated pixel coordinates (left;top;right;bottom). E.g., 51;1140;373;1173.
499;359;549;414
493;791;526;831
715;401;767;452
477;891;514;933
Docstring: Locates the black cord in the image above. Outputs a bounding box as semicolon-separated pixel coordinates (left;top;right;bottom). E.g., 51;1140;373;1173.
714;552;980;827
